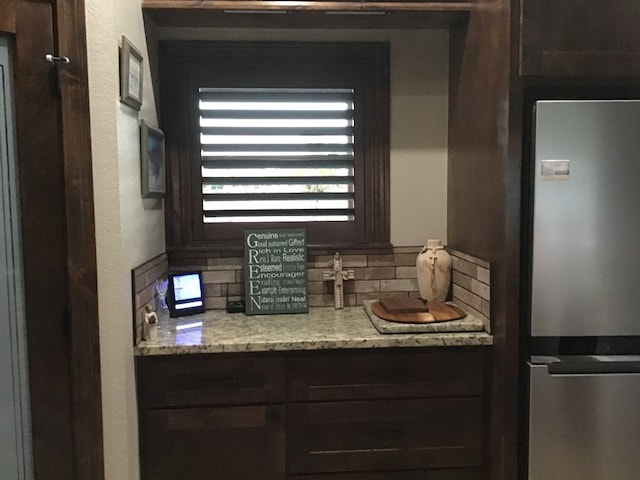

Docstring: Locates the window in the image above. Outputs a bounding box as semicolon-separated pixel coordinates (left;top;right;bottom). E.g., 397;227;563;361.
161;41;390;249
199;87;355;223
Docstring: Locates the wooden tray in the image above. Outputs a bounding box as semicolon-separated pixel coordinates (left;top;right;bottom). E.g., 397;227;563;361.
371;300;466;324
378;296;429;313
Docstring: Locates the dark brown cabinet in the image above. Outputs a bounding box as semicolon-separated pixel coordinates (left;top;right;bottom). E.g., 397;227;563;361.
136;348;489;479
519;0;640;76
137;354;286;407
287;349;486;478
288;398;483;474
137;354;287;480
142;405;286;480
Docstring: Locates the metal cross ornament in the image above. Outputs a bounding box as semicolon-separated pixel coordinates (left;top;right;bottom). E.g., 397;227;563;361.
322;252;355;309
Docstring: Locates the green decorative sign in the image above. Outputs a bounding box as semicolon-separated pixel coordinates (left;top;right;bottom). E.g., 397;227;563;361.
244;229;308;315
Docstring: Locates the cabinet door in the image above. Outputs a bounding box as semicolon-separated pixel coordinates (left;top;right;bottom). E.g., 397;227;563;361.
520;0;640;76
288;398;483;474
141;405;285;480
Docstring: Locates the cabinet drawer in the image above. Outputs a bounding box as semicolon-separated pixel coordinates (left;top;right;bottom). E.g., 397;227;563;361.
141;405;285;480
288;349;485;401
288;398;484;474
292;469;483;480
137;354;285;407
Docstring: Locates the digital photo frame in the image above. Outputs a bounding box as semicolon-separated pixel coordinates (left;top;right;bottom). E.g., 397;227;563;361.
168;271;206;318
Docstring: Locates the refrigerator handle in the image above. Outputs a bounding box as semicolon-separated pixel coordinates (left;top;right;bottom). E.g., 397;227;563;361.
547;359;640;375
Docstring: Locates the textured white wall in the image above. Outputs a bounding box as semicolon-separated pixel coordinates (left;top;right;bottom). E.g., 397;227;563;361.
155;27;449;246
86;1;163;479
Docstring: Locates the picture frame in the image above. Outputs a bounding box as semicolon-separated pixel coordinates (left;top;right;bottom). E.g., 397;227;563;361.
140;120;165;198
120;35;143;110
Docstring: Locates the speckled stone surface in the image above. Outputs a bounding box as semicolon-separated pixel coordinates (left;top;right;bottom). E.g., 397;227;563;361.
135;305;492;356
364;301;486;334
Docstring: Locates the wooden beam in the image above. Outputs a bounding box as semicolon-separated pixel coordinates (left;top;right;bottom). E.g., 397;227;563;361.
15;1;74;478
142;0;474;28
142;1;477;12
56;0;105;478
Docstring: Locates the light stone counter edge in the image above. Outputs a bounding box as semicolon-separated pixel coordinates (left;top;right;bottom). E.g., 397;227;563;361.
135;305;493;356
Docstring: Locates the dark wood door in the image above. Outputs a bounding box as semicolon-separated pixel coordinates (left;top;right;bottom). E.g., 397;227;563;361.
13;0;102;479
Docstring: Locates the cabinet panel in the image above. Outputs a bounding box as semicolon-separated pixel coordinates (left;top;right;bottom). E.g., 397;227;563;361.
141;405;285;480
137;354;285;407
293;470;482;480
288;349;485;401
520;0;640;76
288;398;483;474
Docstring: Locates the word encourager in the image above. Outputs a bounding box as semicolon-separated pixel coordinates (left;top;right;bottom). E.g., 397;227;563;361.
244;229;308;315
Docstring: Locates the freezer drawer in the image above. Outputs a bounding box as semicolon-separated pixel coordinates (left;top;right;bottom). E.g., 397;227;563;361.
528;358;640;480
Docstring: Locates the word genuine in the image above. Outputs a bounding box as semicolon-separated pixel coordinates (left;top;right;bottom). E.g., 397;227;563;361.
244;229;308;315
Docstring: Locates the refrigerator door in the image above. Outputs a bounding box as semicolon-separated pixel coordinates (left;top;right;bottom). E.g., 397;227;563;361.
528;357;640;480
531;100;640;336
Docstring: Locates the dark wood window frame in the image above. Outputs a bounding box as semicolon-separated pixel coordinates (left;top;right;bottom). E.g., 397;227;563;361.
160;41;390;251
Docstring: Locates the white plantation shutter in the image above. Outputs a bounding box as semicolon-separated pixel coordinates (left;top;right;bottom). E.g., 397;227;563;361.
199;87;356;223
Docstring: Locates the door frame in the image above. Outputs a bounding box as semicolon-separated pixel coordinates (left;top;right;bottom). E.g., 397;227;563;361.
12;0;104;478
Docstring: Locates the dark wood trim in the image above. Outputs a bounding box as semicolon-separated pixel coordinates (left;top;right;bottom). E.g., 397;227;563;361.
142;1;471;29
56;0;105;478
167;242;395;258
14;0;104;479
143;0;477;11
448;1;517;480
0;0;17;33
161;41;390;250
15;2;74;478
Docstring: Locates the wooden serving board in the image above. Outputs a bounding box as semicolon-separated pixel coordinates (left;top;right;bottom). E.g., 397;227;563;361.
379;296;429;313
372;300;466;324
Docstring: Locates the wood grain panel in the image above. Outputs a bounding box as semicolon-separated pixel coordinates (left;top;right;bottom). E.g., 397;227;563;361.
142;405;285;480
143;0;475;11
14;2;74;478
142;1;472;28
293;470;483;480
288;398;483;473
55;0;104;478
520;0;640;76
0;0;16;33
138;354;286;407
448;1;516;480
288;349;485;401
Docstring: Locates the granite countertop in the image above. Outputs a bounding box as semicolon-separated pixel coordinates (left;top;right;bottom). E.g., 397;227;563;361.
135;302;492;356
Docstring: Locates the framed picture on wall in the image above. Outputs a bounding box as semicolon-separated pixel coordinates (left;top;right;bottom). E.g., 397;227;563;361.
120;35;143;110
140;120;165;198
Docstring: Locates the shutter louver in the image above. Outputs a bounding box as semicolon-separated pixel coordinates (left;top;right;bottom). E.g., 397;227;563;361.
199;88;356;223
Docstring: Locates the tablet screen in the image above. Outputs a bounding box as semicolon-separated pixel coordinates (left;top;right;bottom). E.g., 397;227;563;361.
168;271;205;317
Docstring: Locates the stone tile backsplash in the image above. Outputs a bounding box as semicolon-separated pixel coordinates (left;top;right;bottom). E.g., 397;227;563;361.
169;246;490;329
131;247;491;344
131;252;168;345
449;249;491;332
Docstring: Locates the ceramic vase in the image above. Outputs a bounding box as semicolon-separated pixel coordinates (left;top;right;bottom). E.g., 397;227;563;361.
416;239;452;302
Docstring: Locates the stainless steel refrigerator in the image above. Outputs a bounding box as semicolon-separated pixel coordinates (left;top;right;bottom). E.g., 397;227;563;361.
526;100;640;480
